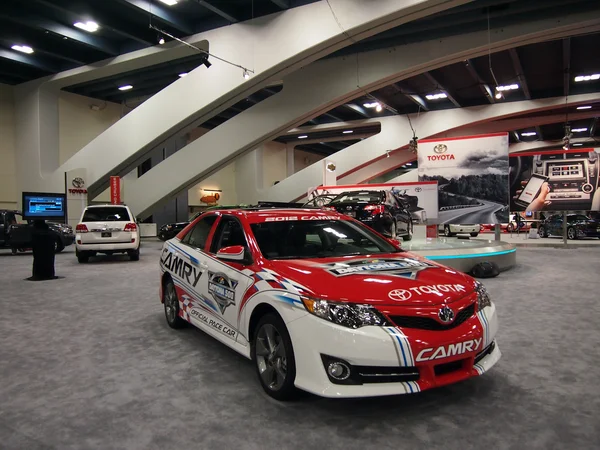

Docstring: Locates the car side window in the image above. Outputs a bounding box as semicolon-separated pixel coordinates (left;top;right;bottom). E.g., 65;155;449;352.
210;216;249;253
181;215;217;250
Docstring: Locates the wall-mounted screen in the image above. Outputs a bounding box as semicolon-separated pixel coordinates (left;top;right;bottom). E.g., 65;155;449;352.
22;192;67;221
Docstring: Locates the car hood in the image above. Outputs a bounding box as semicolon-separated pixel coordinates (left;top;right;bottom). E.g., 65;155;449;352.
267;253;476;307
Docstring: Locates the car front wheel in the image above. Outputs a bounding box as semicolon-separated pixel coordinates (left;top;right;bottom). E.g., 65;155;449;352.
163;278;185;329
252;313;297;401
538;226;547;238
567;227;577;240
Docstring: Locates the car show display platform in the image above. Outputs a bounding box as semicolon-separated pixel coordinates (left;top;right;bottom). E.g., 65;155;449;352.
404;237;517;273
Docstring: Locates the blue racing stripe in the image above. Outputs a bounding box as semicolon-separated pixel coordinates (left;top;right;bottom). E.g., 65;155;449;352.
394;334;409;367
167;242;200;265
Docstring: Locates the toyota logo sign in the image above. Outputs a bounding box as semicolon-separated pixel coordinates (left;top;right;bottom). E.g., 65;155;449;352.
438;305;455;323
388;289;412;301
433;144;448;154
72;177;85;188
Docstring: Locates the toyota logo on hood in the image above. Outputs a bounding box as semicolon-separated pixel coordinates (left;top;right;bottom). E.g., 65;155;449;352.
438;305;455;323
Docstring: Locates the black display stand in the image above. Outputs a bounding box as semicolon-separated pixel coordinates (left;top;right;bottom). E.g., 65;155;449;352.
28;220;58;281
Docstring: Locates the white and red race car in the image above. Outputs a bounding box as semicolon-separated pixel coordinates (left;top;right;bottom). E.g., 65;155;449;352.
159;208;500;400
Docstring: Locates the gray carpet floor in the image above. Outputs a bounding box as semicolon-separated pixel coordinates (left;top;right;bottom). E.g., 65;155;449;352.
0;241;598;450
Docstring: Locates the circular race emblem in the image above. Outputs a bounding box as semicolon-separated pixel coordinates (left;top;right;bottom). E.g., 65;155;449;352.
72;177;85;188
438;305;455;323
388;289;412;301
433;144;448;154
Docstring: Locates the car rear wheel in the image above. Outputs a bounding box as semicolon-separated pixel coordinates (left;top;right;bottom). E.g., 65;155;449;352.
77;251;89;263
163;278;186;329
538;226;547;238
252;313;297;401
444;225;454;237
567;227;577;240
129;248;140;261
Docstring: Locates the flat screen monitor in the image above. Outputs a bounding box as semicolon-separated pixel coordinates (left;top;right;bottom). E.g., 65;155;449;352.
22;192;66;221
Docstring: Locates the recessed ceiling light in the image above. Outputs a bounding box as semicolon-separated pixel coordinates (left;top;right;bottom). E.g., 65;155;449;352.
496;84;519;91
178;73;188;78
297;135;308;139
577;105;592;110
11;45;33;54
158;37;165;45
375;104;382;112
74;21;99;32
572;143;583;146
495;92;503;99
574;74;600;82
521;131;537;137
363;102;379;108
118;85;133;91
159;0;178;5
342;130;353;134
572;127;588;132
425;93;448;100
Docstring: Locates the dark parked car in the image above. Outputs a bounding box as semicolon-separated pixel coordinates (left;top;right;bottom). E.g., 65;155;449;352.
325;190;413;240
0;210;74;254
538;213;600;240
158;206;249;241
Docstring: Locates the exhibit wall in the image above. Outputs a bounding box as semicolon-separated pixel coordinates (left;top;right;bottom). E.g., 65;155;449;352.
0;83;17;209
309;181;439;224
509;148;600;212
418;133;510;224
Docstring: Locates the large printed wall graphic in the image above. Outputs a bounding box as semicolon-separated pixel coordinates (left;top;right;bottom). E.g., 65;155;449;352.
308;181;439;224
418;133;510;225
509;148;600;212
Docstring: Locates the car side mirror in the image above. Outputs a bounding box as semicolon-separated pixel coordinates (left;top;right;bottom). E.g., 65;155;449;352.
216;245;252;265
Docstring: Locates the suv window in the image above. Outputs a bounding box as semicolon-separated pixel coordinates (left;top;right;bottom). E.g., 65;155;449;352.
82;207;131;222
182;215;217;249
210;216;248;253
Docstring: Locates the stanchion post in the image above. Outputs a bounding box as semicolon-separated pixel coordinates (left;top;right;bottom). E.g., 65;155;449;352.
494;223;501;241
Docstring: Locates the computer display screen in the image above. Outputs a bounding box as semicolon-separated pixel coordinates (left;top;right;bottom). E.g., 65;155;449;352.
22;192;66;220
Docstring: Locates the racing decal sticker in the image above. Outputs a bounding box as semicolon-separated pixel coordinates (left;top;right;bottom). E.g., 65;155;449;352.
388;284;466;301
188;308;237;340
324;258;436;279
264;215;340;222
208;272;238;314
477;308;490;348
384;327;416;367
161;246;203;288
415;338;482;362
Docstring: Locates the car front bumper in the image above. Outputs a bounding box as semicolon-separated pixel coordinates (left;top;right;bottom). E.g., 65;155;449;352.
287;304;499;398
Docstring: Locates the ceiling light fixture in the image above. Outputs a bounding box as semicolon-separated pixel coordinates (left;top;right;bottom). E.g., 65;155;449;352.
178;73;188;78
118;85;133;91
425;93;447;100
574;74;600;82
572;127;588;132
495;84;519;91
577;105;592;110
363;102;379;109
521;131;537;137
243;69;250;80
74;21;99;32
158;37;165;45
159;0;178;5
298;135;308;139
11;45;33;54
495;92;503;100
342;130;353;134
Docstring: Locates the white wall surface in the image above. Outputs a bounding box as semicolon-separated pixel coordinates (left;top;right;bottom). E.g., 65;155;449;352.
59;92;122;164
188;162;237;206
263;141;287;187
294;149;324;173
0;84;16;209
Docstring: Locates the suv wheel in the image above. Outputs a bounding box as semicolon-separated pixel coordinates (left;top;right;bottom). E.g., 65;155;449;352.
163;278;185;329
76;250;89;263
252;313;297;401
129;248;140;261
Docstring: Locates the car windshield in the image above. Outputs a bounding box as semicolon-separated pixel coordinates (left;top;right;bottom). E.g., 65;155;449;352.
250;219;399;259
330;192;381;203
82;207;131;222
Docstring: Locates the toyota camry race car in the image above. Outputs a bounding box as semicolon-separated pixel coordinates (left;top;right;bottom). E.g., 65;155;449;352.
159;208;500;400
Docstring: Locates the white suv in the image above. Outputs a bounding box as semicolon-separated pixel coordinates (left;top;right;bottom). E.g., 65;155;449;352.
75;204;140;263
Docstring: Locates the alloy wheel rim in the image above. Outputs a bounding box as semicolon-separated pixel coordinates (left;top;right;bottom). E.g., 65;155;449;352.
538;227;544;237
165;284;178;323
568;228;575;239
256;324;287;391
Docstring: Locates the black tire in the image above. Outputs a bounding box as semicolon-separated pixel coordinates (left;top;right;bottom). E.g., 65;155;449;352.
251;313;298;401
402;222;413;241
11;247;17;255
538;226;547;238
163;278;186;329
507;223;514;232
76;250;89;263
470;232;479;237
567;227;577;240
444;225;454;237
158;232;166;241
129;248;140;261
54;238;64;254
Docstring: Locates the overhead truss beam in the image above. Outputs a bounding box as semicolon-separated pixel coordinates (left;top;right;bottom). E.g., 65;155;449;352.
465;59;494;104
509;49;531;100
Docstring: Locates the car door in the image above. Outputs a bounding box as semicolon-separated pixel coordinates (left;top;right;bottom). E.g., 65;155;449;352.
166;214;218;317
198;215;255;344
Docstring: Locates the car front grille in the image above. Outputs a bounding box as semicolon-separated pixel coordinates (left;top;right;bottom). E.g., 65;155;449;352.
390;303;475;331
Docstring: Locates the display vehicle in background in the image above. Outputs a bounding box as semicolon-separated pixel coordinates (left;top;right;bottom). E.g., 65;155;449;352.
159;207;500;400
75;204;140;263
324;190;413;241
438;223;480;237
158;205;249;241
538;213;600;239
0;210;74;254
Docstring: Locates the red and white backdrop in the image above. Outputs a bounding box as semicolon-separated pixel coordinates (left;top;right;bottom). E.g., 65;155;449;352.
418;133;510;225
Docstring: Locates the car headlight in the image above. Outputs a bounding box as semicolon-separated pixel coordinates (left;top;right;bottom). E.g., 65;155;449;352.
301;297;389;329
475;281;492;310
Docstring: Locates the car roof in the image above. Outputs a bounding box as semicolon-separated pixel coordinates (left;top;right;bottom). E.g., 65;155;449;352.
85;204;130;209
